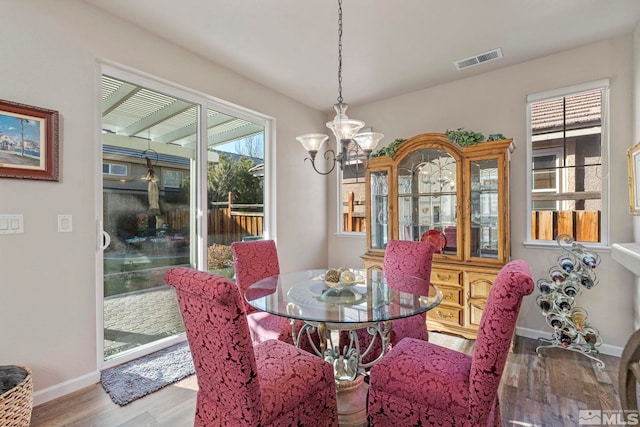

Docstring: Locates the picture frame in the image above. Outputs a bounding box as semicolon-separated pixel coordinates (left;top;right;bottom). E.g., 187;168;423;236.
628;141;640;214
0;99;59;181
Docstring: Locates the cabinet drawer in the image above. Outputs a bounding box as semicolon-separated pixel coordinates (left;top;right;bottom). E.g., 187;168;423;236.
467;272;495;299
428;305;463;326
436;284;463;306
431;268;461;286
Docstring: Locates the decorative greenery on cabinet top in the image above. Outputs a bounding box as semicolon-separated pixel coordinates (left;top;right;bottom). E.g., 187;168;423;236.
371;129;508;157
445;128;506;147
370;138;406;158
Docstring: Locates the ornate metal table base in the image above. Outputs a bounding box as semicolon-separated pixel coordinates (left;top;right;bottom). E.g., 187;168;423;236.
293;319;391;426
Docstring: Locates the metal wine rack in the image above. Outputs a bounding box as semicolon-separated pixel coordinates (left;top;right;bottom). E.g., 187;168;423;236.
535;234;605;370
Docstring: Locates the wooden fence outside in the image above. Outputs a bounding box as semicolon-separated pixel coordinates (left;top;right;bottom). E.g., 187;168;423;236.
343;191;366;232
209;192;263;246
531;210;600;242
166;193;264;247
343;214;366;232
209;208;263;246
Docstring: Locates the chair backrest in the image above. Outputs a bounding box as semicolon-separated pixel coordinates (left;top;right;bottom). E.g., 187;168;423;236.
383;239;436;293
469;260;534;423
231;239;280;314
164;267;263;424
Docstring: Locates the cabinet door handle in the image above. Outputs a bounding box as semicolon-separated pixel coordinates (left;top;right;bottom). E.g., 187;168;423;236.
436;310;454;320
436;273;452;281
443;292;455;301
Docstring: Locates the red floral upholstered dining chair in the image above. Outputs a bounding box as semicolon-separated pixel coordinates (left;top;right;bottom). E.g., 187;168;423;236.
231;239;316;352
367;260;534;426
341;239;436;365
231;240;281;318
382;239;437;343
231;240;293;344
164;267;338;427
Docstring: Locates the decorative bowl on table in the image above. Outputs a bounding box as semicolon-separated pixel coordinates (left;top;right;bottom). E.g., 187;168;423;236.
318;286;364;304
317;267;365;288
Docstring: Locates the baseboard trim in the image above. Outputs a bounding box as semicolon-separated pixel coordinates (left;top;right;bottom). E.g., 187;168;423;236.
516;326;622;357
33;371;100;406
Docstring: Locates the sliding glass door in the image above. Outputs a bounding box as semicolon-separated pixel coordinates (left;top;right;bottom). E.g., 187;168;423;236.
99;69;269;365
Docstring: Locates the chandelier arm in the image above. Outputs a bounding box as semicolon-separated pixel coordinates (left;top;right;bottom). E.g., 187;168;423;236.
304;148;338;175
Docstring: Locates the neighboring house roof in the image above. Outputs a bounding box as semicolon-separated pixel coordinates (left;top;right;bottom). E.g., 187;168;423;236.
531;89;601;133
212;150;262;166
103;145;191;165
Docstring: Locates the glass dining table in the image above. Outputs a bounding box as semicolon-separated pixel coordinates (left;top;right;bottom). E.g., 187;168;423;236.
245;268;442;426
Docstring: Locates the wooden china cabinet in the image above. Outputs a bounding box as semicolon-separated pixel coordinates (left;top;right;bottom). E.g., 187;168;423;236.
362;133;515;339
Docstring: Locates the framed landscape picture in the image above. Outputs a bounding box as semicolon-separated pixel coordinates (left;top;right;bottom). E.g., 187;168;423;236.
629;141;640;214
0;99;59;181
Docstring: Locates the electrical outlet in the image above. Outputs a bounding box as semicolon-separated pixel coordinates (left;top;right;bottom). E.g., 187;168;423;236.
58;214;73;233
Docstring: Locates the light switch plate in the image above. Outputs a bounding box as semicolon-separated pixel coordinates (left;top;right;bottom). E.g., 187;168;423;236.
0;214;24;234
58;214;73;233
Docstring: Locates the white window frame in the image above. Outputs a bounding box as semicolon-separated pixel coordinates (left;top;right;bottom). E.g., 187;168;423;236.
525;79;609;247
162;168;186;189
531;147;563;211
102;161;128;177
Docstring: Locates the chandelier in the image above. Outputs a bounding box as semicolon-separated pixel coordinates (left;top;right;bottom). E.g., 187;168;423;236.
296;0;383;175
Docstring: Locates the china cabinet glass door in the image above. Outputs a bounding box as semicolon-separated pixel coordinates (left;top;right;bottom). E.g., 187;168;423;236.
397;148;459;256
369;170;389;250
469;158;500;259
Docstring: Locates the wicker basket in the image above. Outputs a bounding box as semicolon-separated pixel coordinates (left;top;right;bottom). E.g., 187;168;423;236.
0;366;33;427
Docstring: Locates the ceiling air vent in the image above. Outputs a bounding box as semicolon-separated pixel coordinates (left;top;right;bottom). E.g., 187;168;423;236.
454;48;503;70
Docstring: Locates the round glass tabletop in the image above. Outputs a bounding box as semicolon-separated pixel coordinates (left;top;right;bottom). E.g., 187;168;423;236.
245;269;442;324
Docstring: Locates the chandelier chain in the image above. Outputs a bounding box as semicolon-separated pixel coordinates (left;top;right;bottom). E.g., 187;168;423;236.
337;0;343;104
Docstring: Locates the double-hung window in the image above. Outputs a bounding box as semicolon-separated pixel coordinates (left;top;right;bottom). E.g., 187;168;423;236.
526;80;608;244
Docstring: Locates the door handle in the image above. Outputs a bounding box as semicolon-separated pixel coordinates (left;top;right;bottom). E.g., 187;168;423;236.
97;220;111;251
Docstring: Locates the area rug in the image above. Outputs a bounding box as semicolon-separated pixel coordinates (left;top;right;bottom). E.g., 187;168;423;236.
100;341;194;406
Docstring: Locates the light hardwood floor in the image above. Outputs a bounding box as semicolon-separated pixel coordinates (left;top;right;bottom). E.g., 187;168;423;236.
30;332;622;426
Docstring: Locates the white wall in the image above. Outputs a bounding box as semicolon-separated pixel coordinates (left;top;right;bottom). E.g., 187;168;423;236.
0;0;330;403
329;35;637;352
